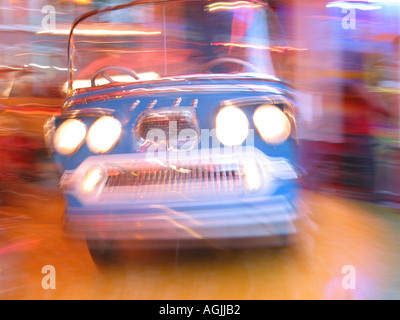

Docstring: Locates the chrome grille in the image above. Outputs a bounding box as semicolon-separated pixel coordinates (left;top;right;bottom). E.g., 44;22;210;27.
101;164;244;200
67;147;278;206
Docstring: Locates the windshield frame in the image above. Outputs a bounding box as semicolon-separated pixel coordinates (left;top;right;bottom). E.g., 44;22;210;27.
67;0;275;95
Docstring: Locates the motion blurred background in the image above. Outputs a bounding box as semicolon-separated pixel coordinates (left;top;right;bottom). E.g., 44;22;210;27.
1;0;400;299
2;0;400;200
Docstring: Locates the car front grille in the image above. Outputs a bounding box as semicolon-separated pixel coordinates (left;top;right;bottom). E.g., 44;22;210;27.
100;162;245;202
65;147;298;206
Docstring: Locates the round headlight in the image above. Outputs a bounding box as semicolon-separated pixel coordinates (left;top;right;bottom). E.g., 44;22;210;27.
87;116;122;153
54;119;86;155
216;106;249;146
253;105;291;144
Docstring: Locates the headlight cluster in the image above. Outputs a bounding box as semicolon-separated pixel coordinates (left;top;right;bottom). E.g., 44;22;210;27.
54;119;86;155
54;116;122;155
216;106;249;147
253;105;291;144
86;116;122;154
215;104;291;146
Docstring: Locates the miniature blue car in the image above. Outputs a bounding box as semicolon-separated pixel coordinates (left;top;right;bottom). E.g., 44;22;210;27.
45;0;300;264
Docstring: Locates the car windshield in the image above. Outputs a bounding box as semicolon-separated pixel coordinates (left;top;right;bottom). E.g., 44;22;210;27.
68;0;287;92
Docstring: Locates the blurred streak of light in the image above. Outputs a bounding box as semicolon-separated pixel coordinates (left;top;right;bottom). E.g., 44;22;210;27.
0;240;40;256
64;72;160;92
0;65;25;71
344;0;400;3
24;63;68;71
166;219;203;239
326;1;383;10
370;86;400;94
73;39;209;48
151;205;203;228
205;1;262;12
211;42;308;52
67;49;163;54
304;15;379;24
0;104;61;115
36;30;162;36
15;53;68;57
74;0;92;4
0;5;65;14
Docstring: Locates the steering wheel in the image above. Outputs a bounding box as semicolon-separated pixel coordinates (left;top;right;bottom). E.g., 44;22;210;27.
91;66;140;87
202;58;261;74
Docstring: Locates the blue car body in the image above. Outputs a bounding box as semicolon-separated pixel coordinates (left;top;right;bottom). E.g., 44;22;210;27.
45;0;301;251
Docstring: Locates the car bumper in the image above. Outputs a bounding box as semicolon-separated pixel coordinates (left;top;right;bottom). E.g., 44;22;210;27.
64;194;298;248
